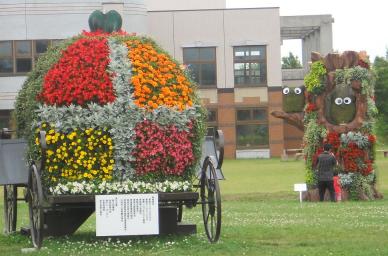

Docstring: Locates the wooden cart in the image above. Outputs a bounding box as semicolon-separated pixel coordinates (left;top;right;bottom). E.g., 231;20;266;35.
0;129;28;234
1;128;225;249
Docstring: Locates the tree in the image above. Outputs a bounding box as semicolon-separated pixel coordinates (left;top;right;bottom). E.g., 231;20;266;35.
282;52;302;69
373;54;388;142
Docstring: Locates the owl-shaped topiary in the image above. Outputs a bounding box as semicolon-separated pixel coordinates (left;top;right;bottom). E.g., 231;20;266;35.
282;86;305;113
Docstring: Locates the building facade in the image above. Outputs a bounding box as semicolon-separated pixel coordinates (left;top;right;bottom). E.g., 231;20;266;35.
0;0;333;158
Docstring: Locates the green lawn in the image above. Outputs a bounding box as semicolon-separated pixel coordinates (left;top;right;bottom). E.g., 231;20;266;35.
1;157;388;255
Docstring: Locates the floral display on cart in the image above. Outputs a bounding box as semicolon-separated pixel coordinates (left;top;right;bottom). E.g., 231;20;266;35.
272;51;381;200
15;13;206;195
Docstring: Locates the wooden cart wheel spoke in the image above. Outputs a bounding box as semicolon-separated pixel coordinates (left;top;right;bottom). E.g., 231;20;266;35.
200;157;222;243
3;185;17;234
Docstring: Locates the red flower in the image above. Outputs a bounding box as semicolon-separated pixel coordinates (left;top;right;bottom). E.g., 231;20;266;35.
38;37;115;106
325;131;340;157
306;103;317;113
358;59;369;69
131;121;195;176
368;134;376;144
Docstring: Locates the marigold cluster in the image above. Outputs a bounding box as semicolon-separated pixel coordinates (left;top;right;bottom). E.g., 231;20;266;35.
126;40;194;111
36;124;114;183
131;121;194;176
38;37;115;106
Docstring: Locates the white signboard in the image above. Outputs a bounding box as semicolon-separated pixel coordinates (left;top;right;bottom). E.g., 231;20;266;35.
294;183;307;203
294;183;307;192
95;194;159;236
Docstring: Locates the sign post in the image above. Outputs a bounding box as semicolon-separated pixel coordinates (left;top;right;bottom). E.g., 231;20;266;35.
294;183;307;203
95;194;159;236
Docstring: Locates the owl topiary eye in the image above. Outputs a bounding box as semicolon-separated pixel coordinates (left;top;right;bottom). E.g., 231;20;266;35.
282;87;290;95
334;98;343;105
294;87;302;95
343;97;352;105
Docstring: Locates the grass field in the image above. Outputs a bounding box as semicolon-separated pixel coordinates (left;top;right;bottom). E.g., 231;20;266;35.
1;157;388;255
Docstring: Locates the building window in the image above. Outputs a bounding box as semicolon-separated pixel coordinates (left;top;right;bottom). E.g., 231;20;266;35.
234;46;267;86
0;39;60;75
206;109;218;136
236;108;268;149
183;47;217;87
0;41;13;73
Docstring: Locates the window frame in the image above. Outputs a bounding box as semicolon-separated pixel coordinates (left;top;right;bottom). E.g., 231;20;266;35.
235;107;269;149
0;39;60;76
233;45;267;87
206;108;218;136
183;47;217;88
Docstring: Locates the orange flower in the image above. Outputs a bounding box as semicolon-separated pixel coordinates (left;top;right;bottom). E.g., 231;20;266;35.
126;39;194;111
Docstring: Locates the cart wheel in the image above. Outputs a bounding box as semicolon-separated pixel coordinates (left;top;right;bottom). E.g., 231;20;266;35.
200;157;221;243
3;185;17;234
28;164;44;249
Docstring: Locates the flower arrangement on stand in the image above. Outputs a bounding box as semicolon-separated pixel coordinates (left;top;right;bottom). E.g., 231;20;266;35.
16;31;206;195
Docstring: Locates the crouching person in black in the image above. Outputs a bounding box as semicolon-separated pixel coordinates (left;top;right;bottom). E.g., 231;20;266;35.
315;143;337;202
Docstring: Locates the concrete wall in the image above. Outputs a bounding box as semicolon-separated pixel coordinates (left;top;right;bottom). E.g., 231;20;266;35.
0;1;147;40
145;0;226;11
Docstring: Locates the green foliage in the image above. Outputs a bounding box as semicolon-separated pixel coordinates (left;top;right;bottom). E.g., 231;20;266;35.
340;131;369;148
14;39;78;161
349;173;374;200
373;56;388;141
283;88;305;113
305;168;317;187
304;61;326;94
303;118;327;172
326;84;356;125
281;52;302;69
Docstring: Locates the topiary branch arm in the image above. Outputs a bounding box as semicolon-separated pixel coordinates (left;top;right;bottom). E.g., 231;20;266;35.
270;111;304;131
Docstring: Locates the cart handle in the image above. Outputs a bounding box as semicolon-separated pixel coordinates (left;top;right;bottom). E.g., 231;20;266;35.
215;130;224;169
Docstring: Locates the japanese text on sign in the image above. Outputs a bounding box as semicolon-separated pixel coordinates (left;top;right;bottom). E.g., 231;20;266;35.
96;194;159;236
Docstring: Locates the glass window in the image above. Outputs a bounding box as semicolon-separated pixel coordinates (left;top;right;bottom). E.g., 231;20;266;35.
253;109;266;120
236;108;268;149
234;45;267;86
35;40;49;54
0;39;61;74
0;41;12;57
199;48;215;61
187;63;200;84
201;63;216;85
16;41;31;56
52;39;64;47
183;47;217;87
236;124;269;148
16;58;32;72
237;109;251;121
0;59;13;73
206;109;217;136
207;109;217;122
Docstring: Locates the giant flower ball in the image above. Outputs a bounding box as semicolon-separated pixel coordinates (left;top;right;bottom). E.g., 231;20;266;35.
16;19;206;193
